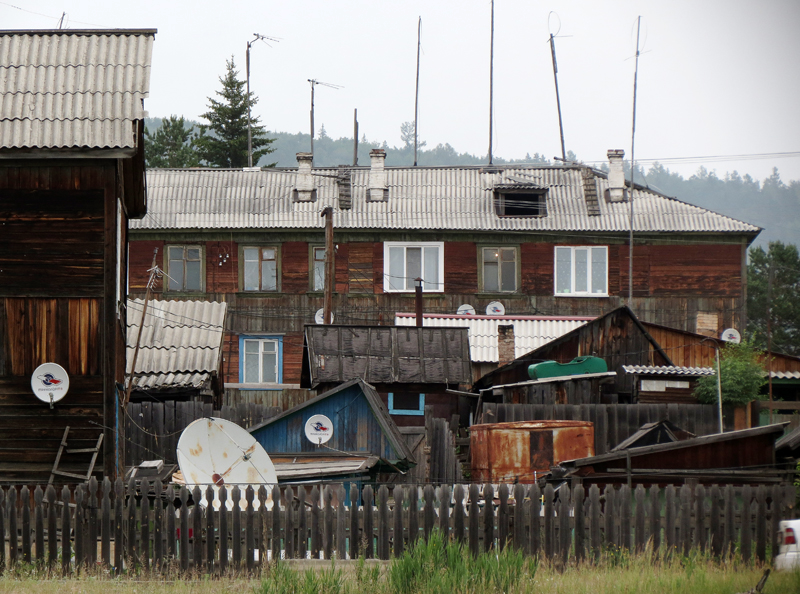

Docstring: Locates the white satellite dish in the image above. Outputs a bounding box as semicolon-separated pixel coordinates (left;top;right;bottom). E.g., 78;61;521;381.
176;417;277;510
305;414;333;445
720;328;741;344
315;308;334;324
485;301;505;316
31;363;69;407
457;304;476;316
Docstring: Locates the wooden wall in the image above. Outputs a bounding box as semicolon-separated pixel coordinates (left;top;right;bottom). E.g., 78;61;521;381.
0;161;127;482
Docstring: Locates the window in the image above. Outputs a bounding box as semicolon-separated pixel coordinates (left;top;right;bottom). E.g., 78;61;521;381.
482;247;517;292
243;246;278;291
388;392;425;416
555;246;608;296
494;187;547;217
312;246;325;292
239;336;282;384
167;245;203;291
384;242;443;292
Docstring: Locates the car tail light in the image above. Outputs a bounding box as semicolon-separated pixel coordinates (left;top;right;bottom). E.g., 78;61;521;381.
786;528;797;545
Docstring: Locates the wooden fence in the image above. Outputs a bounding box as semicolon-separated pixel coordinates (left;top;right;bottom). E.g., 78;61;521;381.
125;401;280;466
481;403;736;455
0;479;795;574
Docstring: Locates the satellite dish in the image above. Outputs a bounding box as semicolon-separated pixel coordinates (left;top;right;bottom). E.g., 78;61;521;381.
305;414;333;445
457;304;476;316
31;363;69;407
486;301;505;316
720;328;741;344
315;308;334;324
176;417;277;510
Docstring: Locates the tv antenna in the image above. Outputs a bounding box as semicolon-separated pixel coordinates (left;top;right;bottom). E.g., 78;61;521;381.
308;79;343;165
628;16;643;306
246;33;280;168
547;12;571;163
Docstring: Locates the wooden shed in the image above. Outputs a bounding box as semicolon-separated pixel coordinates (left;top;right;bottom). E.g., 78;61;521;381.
0;29;155;482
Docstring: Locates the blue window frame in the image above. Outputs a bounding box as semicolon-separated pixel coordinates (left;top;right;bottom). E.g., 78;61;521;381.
388;392;425;416
239;335;283;387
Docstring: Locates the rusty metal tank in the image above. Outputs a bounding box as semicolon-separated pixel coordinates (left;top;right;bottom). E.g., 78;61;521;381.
470;420;594;483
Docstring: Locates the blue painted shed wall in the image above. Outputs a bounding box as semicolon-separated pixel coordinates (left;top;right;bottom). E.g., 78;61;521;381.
250;384;399;461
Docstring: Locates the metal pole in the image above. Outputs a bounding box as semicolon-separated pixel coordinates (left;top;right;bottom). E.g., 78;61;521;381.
246;41;253;168
322;207;334;324
549;33;566;162
415;278;423;327
125;249;159;408
628;15;642;308
414;17;421;167
767;260;774;423
310;81;315;165
716;345;724;433
353;108;359;166
488;0;494;165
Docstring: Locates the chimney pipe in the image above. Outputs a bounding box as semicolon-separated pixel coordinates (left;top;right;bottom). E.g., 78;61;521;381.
497;324;515;366
606;149;626;203
368;149;387;202
415;277;423;327
294;152;316;202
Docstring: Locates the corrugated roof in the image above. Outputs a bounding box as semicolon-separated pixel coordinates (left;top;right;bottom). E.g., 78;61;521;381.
395;313;592;363
0;29;154;150
126;298;226;391
131;166;760;234
623;365;715;376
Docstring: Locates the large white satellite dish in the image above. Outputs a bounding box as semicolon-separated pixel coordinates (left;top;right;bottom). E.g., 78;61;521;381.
176;417;277;510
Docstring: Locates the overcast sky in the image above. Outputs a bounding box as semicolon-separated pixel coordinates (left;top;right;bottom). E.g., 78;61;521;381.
4;0;800;182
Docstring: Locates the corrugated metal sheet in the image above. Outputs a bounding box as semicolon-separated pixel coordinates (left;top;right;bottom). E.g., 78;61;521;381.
126;299;226;390
0;30;154;150
395;313;591;362
771;370;800;379
623;365;715;376
132;166;760;233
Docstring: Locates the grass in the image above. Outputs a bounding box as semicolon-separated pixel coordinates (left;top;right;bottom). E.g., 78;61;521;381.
0;536;798;594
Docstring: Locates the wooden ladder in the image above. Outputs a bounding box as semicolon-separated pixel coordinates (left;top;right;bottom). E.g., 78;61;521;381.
49;426;104;485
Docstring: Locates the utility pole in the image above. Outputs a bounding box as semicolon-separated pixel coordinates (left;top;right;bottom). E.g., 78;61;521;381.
124;249;160;408
549;32;566;163
322;207;334;324
308;79;343;166
246;33;279;168
414;17;422;167
352;108;359;166
767;259;774;423
488;0;494;165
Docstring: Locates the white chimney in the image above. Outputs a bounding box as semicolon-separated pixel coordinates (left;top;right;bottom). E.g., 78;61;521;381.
606;149;626;202
367;149;388;202
294;152;316;202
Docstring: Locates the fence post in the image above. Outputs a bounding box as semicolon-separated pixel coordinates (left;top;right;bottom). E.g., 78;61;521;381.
258;486;269;568
310;486;320;559
394;485;405;558
498;484;509;551
127;478;138;569
439;485;451;543
363;485;374;559
409;485;419;549
755;485;767;562
530;484;541;557
679;484;692;557
34;485;44;566
589;484;600;563
8;486;17;569
47;484;58;571
193;485;204;571
231;485;242;567
283;485;294;559
513;484;527;553
61;485;71;576
558;484;570;566
140;479;150;572
649;484;661;555
88;476;98;567
665;485;676;554
297;486;307;559
573;482;585;562
741;485;752;562
543;484;554;559
634;485;645;553
723;484;734;559
0;487;5;575
349;484;359;560
219;486;229;571
336;485;346;561
165;484;176;564
710;485;721;558
468;484;480;557
271;485;281;562
483;484;495;553
619;485;631;552
603;485;615;554
205;485;215;574
769;484;782;563
324;486;334;560
377;485;389;560
179;487;189;572
246;486;255;571
453;484;465;547
423;485;435;541
21;485;31;564
694;484;706;553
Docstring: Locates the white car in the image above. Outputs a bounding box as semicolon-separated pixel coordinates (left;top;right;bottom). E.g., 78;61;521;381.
775;519;800;571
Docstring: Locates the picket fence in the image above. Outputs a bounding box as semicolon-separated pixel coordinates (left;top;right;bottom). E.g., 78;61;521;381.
0;479;795;575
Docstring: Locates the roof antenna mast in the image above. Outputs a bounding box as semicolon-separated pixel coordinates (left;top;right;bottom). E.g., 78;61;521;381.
308;79;343;166
548;12;567;163
246;33;279;168
628;16;642;306
414;16;422;167
488;0;495;165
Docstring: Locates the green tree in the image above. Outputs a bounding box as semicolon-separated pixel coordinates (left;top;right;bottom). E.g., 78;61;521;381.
194;58;276;168
747;241;800;355
144;115;199;168
693;340;766;406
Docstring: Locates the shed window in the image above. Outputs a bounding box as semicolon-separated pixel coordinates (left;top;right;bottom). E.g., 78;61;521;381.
388;392;425;416
167;245;203;291
384;242;443;292
554;246;608;296
243;247;278;291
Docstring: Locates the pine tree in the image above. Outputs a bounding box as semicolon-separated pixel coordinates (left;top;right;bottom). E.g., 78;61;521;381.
194;58;276;168
144;115;199;168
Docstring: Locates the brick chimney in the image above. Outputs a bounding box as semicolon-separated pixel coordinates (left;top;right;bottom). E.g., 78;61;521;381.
293;152;316;202
367;149;388;202
497;324;515;367
606;149;626;203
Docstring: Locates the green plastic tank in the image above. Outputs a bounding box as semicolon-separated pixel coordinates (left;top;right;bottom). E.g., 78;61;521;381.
528;356;608;380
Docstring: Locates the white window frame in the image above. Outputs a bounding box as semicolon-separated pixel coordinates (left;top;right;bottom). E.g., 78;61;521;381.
240;336;282;386
383;241;444;293
554;246;608;297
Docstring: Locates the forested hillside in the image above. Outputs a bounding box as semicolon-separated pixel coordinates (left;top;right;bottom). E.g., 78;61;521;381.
144;117;799;247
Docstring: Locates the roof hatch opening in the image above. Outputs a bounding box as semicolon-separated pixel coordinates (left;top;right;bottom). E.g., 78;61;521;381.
493;185;548;217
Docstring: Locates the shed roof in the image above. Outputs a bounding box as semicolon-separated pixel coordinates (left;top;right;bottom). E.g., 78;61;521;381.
126;299;226;392
623;365;715;376
395;313;592;363
303;325;471;388
131;166;760;234
0;29;154;152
